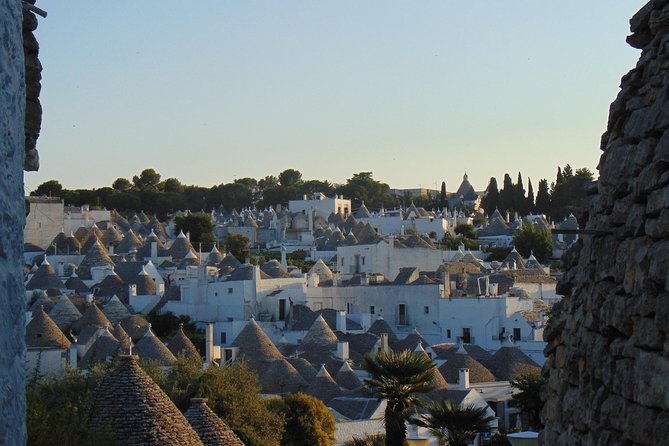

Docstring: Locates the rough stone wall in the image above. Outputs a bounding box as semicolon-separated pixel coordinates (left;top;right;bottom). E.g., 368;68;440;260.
0;1;27;444
542;1;669;445
23;0;41;171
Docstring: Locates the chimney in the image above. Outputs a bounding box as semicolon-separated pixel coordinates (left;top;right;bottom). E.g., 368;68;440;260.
205;323;214;364
280;245;288;270
459;368;470;389
57;262;64;277
380;333;389;352
336;310;347;332
336;341;349;361
151;241;157;259
361;272;370;286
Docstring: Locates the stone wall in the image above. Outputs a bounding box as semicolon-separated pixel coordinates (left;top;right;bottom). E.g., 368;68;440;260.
23;0;41;171
0;1;27;444
542;1;669;445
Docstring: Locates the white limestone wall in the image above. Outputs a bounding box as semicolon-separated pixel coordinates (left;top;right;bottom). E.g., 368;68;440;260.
358;215;453;239
24;199;64;250
0;1;27;441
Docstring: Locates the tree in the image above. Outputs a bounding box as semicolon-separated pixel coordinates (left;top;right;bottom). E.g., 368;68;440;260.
510;373;546;431
112;177;133;191
363;350;435;446
132;168;162;191
535;179;551;215
343;433;386;446
162;177;183;193
174;214;215;246
31;180;63;197
481;177;500;216
336;172;399;209
439;181;447;207
550;166;594;221
271;393;336;446
413;400;495;446
514;172;526;215
499;174;514;214
512;224;553;262
526;178;535;214
224;233;250;261
197;362;285;446
279;169;303;187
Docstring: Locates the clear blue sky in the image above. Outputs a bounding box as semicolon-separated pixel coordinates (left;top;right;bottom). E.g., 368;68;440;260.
26;1;646;194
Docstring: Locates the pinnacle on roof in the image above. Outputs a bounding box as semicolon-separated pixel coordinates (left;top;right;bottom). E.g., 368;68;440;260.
112;322;133;353
102;294;132;325
88;355;203;445
79;327;121;370
177;230;187;239
438;350;495;384
184;398;245;446
26;260;65;291
77;240;115;280
26;305;71;349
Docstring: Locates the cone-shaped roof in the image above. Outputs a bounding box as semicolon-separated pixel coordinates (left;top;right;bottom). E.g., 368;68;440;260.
101;225;124;246
116;229;143;254
112;322;133;353
206;246;225;266
89;356;203;445
133;325;177;366
169;232;198;260
30;291;55;313
367;316;398;344
147;216;167;241
260;259;292;278
167;324;202;363
77;240;115;280
230;319;283;363
334;361;362;390
302;315;338;347
80;328;120;369
184;398;245;446
502;248;527;270
120;314;150;342
64;273;91;294
94;273;126;299
26;260;65;291
48;295;83;331
287;357;318;383
102;295;132;324
354;202;371;218
305;365;342;403
438;349;496;384
219;253;242;269
308;259;334;282
132;268;157;295
259;359;308;394
485;345;541;381
26;305;71;349
73;302;111;333
136;231;170;259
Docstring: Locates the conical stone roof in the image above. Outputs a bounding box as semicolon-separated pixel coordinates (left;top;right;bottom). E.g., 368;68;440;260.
49;295;83;331
334;361;362;390
132;268;157;295
260;259;292;278
64;273;90;294
302;315;338;347
89;355;203;445
120;314;150;342
26;259;65;291
305;365;342;403
136;231;169;259
133;325;177;366
368;316;398;344
169;231;198;260
230;318;283;363
287;357;318;383
26;305;71;349
259;359;308;394
77;240;115;280
167;324;202;363
112;322;133;353
219;253;242;270
73;302;111;333
308;259;334;282
438;346;496;384
485;345;541;381
30;291;55;313
116;229;143;254
184;398;245;446
102;294;132;324
101;225;124;246
206;246;224;266
79;328;120;369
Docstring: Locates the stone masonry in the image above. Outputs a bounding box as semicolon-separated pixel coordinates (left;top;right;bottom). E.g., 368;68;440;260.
542;1;669;445
0;1;27;444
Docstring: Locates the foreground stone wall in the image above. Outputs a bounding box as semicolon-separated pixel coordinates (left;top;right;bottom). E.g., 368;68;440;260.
0;1;26;444
542;1;669;445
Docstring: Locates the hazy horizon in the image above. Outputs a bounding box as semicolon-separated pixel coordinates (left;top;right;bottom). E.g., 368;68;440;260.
26;1;645;193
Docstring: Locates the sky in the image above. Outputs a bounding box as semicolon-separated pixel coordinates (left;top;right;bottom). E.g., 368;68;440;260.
26;1;647;194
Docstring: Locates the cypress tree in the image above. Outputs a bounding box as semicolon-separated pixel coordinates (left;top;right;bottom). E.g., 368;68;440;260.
439;181;447;207
526;178;536;214
514;172;526;215
500;173;514;214
482;177;500;216
536;179;551;215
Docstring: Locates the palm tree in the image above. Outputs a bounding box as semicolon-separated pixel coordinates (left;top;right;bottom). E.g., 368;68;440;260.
343;433;386;446
362;350;435;446
413;400;495;446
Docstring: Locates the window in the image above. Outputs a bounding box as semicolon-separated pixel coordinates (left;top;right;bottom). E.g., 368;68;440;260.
279;299;286;321
346;302;353;314
341;258;345;266
362;256;366;266
214;292;218;297
446;329;451;338
370;305;375;315
462;327;471;344
220;332;227;344
228;287;233;294
513;327;521;341
398;304;407;325
224;348;234;363
424;306;430;315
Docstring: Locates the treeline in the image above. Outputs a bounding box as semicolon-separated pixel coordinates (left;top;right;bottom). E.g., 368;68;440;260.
31;169;400;218
480;164;594;222
32;164;593;222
